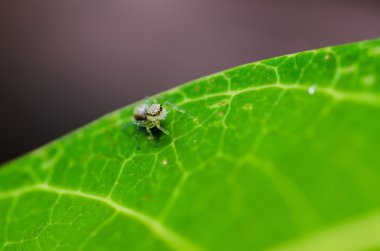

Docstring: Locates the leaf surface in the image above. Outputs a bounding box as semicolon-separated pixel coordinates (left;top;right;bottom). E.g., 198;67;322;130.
1;39;380;251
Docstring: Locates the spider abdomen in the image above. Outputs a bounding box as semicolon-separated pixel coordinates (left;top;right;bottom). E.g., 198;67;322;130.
133;104;148;121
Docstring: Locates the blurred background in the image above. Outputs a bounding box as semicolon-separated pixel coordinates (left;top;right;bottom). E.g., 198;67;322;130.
1;0;379;164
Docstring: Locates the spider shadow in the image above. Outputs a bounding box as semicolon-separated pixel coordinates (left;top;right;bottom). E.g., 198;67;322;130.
123;123;171;151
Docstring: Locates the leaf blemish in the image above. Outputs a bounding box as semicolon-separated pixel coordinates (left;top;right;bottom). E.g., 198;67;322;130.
342;65;357;73
218;101;227;106
207;79;215;91
243;103;253;110
162;159;168;165
210;100;229;108
218;112;224;116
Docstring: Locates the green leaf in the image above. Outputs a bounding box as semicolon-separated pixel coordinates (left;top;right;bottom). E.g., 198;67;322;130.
1;38;380;251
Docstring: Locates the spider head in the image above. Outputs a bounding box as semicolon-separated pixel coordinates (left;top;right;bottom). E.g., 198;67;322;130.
147;104;166;121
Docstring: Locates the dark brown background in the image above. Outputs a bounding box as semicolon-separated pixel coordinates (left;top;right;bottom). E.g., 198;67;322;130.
1;0;379;164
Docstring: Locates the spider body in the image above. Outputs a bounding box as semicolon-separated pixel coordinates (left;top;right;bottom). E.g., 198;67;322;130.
131;100;184;139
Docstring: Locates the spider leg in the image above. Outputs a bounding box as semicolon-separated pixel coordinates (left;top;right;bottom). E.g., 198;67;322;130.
156;124;171;136
133;123;143;146
134;120;154;142
149;99;158;105
145;127;154;139
144;97;159;105
144;97;151;105
122;121;142;147
164;101;185;113
164;101;196;121
133;120;147;127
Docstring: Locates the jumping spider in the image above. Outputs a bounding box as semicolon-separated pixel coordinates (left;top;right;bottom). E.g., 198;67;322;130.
130;99;187;139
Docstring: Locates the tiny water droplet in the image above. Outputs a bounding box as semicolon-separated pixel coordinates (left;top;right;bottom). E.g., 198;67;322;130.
308;85;317;95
